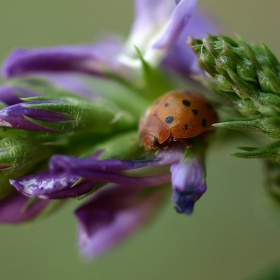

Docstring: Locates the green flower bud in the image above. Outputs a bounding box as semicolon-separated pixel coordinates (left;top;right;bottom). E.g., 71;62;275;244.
250;91;280;116
256;68;280;95
20;96;136;133
190;34;280;122
215;54;236;73
214;73;234;92
0;137;52;176
188;38;217;76
235;99;260;117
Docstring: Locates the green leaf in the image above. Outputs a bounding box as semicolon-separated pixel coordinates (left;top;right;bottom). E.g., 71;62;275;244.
232;141;280;162
213;117;280;138
134;46;173;101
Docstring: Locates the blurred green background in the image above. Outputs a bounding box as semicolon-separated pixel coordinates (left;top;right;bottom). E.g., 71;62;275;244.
1;0;280;279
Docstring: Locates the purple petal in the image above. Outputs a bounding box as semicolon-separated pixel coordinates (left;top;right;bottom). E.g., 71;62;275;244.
170;156;207;215
75;185;164;258
52;159;171;188
50;142;184;173
0;101;71;132
40;73;99;100
161;9;222;75
0;192;49;223
10;142;186;200
0;86;40;106
128;0;175;53
48;143;187;188
9;171;100;199
152;0;197;50
2;38;124;78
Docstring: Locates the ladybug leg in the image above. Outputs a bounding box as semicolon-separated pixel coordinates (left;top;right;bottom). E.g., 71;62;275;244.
178;139;192;148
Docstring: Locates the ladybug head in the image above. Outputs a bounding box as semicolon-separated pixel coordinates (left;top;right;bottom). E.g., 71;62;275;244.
139;110;171;151
139;133;162;150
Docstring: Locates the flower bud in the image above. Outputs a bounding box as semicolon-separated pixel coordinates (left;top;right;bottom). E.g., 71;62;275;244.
0;137;52;176
170;156;206;215
0;96;136;133
189;35;280;119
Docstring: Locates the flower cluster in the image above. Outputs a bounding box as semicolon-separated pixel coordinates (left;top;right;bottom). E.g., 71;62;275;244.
0;0;221;258
189;35;280;201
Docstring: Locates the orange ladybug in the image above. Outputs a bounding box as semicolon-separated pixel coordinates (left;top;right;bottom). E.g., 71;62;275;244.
139;89;218;150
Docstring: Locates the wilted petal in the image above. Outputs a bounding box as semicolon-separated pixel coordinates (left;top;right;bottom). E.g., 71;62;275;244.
2;38;124;79
0;192;49;223
171;156;207;215
161;9;221;75
75;185;164;258
9;171;100;199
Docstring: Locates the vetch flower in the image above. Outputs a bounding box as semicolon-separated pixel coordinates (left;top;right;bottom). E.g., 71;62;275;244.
2;0;219;84
75;185;165;258
0;0;221;258
189;34;280;205
0;85;40;106
0;192;50;224
0;96;135;133
10;141;185;199
171;156;207;215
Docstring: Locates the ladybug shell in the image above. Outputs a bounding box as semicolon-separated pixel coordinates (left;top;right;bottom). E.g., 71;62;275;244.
139;90;218;150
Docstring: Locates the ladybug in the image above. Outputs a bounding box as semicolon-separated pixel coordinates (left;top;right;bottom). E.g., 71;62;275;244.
139;89;218;150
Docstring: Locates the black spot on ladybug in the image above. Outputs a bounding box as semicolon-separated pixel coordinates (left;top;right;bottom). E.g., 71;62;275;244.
192;109;199;115
184;124;189;130
202;118;207;127
153;139;159;147
182;100;191;107
165;116;174;124
164;103;169;107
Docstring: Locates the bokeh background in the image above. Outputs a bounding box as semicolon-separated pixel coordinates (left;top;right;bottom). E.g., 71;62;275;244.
1;0;280;279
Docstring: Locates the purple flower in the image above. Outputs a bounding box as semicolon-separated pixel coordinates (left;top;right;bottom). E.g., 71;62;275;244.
2;0;220;82
75;185;164;258
8;140;207;257
0;85;40;106
0;100;73;132
161;9;221;75
171;157;207;215
10;142;185;199
0;192;49;224
0;0;219;259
